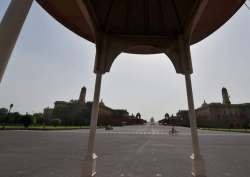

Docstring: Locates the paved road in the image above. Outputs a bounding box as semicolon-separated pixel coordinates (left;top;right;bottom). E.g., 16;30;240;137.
0;125;250;177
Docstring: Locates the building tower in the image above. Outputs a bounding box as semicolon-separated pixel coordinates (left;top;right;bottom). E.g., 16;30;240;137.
79;86;86;104
201;100;208;107
222;87;231;104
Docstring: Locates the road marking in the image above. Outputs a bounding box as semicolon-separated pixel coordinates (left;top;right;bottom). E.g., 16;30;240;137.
11;129;250;136
93;131;250;136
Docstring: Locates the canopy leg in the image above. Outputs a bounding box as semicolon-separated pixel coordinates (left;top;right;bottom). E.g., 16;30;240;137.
0;0;33;83
185;73;206;177
81;73;102;177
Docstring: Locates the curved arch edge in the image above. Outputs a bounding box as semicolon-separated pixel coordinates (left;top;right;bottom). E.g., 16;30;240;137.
94;33;193;75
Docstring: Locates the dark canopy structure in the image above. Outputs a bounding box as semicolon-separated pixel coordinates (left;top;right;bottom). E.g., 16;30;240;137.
0;1;245;177
36;0;244;48
36;0;245;75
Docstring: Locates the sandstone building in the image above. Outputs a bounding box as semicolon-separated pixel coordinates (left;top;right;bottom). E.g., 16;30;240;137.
43;87;146;126
160;88;250;128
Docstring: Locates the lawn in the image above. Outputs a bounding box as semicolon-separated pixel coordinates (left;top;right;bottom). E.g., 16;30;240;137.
201;128;250;133
0;125;90;130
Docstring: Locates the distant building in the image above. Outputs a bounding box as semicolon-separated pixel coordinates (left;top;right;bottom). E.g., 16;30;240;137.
196;102;250;128
160;87;250;128
159;110;190;127
43;87;146;126
196;87;250;128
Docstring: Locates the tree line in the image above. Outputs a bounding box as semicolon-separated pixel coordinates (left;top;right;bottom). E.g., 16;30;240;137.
0;104;66;129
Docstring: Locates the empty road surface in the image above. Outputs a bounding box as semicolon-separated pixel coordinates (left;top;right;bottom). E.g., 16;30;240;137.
1;124;250;177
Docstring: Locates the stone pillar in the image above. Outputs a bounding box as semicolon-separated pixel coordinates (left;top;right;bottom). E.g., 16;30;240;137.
185;73;206;177
81;73;102;177
0;0;33;83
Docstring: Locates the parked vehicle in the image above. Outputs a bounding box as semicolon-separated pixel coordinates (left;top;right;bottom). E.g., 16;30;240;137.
105;125;113;130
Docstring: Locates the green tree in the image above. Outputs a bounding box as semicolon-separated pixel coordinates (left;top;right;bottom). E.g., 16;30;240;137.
0;108;8;116
10;112;22;124
22;114;33;128
243;121;249;131
50;119;62;127
0;108;8;124
32;113;43;125
1;104;13;128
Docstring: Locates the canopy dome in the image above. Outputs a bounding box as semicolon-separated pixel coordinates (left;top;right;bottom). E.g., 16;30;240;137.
37;0;244;53
36;0;245;74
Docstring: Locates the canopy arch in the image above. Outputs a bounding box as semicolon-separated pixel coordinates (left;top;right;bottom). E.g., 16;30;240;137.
108;49;179;75
94;33;192;75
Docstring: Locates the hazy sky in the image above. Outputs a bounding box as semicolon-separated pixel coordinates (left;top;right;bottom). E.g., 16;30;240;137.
0;1;250;121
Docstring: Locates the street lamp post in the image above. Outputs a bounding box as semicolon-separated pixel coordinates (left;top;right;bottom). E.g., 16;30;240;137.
3;104;14;129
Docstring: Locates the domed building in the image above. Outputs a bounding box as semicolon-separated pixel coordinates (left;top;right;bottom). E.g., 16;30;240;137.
166;87;250;128
43;86;146;126
196;87;250;128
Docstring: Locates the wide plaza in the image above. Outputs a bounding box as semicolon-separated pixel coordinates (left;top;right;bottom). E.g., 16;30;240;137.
1;125;250;177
